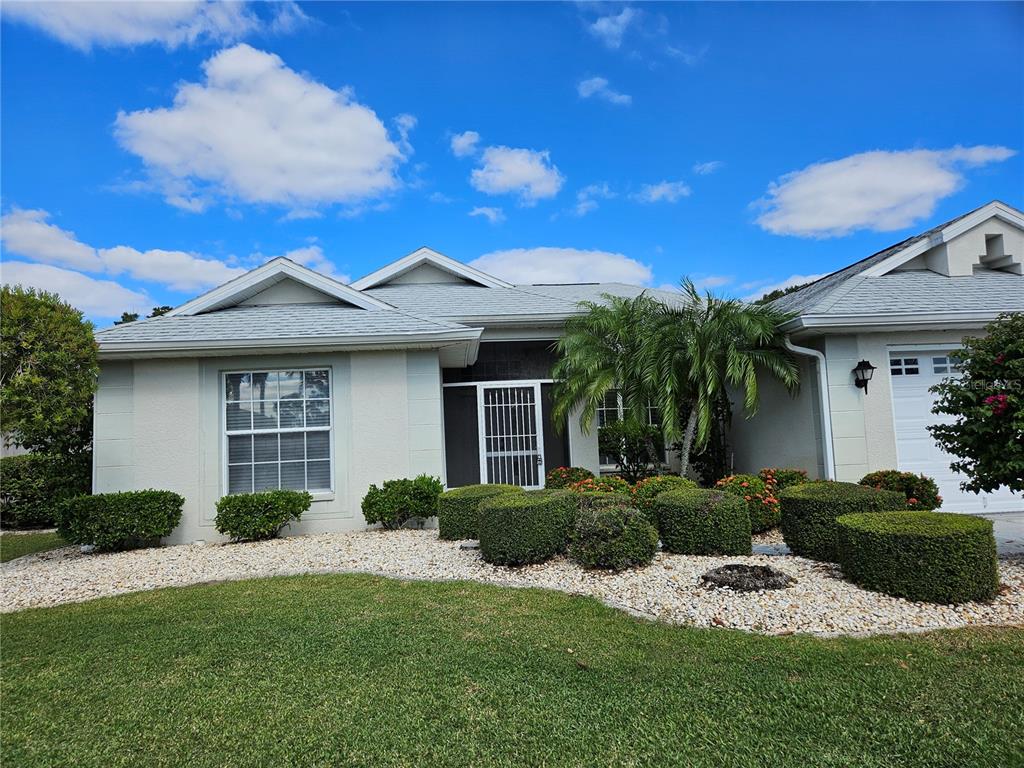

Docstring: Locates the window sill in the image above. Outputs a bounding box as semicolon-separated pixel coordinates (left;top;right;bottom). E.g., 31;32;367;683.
310;492;336;503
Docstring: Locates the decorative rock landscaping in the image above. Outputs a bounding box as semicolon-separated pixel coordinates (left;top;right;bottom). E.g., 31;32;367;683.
700;563;795;592
2;529;1022;636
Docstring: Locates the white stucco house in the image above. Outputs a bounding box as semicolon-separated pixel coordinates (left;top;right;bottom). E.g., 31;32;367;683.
92;200;1023;543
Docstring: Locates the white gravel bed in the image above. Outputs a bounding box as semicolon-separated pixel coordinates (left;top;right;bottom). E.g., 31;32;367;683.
2;529;1022;637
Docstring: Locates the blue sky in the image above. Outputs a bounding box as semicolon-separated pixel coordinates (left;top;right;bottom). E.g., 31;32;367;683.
1;1;1022;322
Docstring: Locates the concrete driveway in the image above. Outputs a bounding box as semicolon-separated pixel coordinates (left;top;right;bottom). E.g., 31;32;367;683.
978;512;1024;556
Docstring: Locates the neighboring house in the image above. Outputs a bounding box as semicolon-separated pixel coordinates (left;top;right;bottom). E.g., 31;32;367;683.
731;200;1024;513
93;247;679;543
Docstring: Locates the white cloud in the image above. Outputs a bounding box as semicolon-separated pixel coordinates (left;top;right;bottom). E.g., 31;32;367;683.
450;130;481;158
755;145;1017;238
273;245;348;282
0;209;102;271
666;44;709;66
114;44;407;213
588;7;638;49
393;113;417;157
632;181;692;203
1;261;149;319
577;77;632;106
470;146;565;204
1;1;307;51
693;275;733;290
692;160;723;175
574;183;615;216
469;207;506;225
741;273;828;302
471;247;652;285
99;246;245;291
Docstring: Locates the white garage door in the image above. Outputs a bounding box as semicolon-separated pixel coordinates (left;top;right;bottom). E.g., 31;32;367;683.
890;351;1022;513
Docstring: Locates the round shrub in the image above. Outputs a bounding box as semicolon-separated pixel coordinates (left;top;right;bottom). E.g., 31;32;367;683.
570;504;658;571
715;474;780;533
215;490;312;542
631;475;698;525
837;512;998;603
545;466;595;489
859;470;942;510
758;467;808;491
56;490;184;551
654;489;752;556
779;481;906;562
437;484;523;540
0;453;91;529
361;475;443;530
568;476;632;495
576;491;633;512
477;490;576;566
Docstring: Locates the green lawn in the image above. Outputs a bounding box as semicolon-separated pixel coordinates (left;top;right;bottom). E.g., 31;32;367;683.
2;575;1022;767
0;531;66;563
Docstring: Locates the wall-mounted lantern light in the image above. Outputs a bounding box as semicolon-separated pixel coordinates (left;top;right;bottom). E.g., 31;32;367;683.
852;360;877;394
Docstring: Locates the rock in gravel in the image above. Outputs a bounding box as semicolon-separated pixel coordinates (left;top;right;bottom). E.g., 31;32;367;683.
700;564;795;592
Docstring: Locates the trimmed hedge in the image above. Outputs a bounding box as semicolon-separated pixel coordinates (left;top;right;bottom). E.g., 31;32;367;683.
780;481;905;562
576;491;633;512
654;489;752;556
837;511;998;603
715;473;780;533
477;489;576;566
758;467;808;491
570;504;658;571
568;476;633;495
859;470;942;511
545;466;595;489
631;475;698;525
437;484;523;540
215;490;312;541
0;453;91;529
362;475;443;530
56;490;184;551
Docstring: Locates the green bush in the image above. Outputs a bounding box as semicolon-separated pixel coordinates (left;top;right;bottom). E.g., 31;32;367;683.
215;490;312;542
837;512;998;603
361;475;443;530
654;489;751;556
568;475;633;495
0;453;91;529
544;466;595;489
859;470;942;510
576;491;633;512
759;467;808;491
437;484;523;540
477;490;576;566
715;473;780;533
56;490;184;551
779;481;905;562
631;475;698;525
570;504;658;571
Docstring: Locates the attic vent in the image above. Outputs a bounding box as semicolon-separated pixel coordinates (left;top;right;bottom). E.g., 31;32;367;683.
980;234;1023;275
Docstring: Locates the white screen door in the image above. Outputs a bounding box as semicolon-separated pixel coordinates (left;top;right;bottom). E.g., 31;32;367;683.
478;384;545;488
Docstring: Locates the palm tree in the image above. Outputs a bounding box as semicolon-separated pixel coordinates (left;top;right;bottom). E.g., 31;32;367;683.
642;280;799;477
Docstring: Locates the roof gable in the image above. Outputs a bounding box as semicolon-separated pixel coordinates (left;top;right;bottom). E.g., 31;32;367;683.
350;247;513;290
165;257;394;317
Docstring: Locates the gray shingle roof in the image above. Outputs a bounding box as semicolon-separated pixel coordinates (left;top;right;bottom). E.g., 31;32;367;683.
95;304;471;345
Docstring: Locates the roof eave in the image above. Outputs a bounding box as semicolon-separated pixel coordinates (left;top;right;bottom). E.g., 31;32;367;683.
782;310;1006;335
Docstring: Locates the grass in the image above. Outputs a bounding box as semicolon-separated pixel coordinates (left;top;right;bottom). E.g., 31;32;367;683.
0;531;66;563
2;575;1022;767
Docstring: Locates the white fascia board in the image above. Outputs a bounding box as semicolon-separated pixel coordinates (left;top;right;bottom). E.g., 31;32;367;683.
781;310;1004;334
166;257;394;316
860;202;1024;277
350;247;513;290
97;327;484;360
443;312;576;326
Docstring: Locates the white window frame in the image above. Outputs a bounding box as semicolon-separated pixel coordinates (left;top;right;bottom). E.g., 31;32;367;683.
221;367;335;498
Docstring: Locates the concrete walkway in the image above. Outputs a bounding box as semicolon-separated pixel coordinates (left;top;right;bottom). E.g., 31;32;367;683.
978;512;1024;556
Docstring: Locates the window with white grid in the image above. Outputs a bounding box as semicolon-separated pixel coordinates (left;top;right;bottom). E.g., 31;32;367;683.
889;357;920;376
224;370;332;494
597;389;661;465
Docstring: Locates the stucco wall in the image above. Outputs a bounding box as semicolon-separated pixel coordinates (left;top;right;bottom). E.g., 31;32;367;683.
93;350;445;544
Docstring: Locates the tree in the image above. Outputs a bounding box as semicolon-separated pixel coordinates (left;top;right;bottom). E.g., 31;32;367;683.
929;313;1023;493
149;306;173;317
754;281;814;304
1;286;99;455
641;280;799;478
114;311;139;325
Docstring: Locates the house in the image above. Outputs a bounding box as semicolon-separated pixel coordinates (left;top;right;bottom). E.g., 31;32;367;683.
730;200;1024;513
92;247;680;544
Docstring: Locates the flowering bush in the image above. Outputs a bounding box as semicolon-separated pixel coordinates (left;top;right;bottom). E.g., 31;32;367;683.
715;473;780;533
758;467;808;491
545;466;596;489
567;476;633;495
631;475;698;524
859;470;941;511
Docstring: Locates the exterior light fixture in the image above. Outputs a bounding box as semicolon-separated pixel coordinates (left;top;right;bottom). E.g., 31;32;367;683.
852;360;877;393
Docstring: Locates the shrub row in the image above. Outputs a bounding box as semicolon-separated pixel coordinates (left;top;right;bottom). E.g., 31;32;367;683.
715;474;779;533
437;484;523;540
57;490;184;551
477;490;577;566
859;470;942;510
654;489;752;556
0;453;91;529
836;512;998;603
570;504;658;571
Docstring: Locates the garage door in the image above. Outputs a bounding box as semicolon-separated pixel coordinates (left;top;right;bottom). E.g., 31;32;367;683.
890;351;1022;513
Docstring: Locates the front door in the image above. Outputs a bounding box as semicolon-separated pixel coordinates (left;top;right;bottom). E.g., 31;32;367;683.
478;384;545;488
